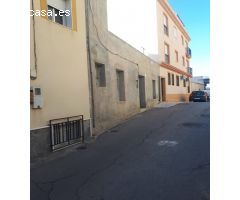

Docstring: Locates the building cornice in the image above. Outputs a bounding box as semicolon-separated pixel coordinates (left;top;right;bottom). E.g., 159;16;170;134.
160;62;192;78
158;0;191;41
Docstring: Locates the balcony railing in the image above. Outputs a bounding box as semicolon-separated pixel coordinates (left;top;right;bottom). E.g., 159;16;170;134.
187;67;193;75
186;47;192;58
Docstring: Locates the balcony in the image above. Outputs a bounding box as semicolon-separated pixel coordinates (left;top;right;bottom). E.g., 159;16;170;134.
187;67;193;75
186;47;192;58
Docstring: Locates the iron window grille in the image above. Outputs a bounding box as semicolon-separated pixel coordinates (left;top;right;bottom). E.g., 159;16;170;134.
50;115;85;151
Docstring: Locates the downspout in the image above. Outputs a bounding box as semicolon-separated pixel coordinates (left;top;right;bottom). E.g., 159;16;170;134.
31;0;37;80
85;0;96;128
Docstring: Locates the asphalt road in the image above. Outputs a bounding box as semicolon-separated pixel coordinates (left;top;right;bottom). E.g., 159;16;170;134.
31;102;210;200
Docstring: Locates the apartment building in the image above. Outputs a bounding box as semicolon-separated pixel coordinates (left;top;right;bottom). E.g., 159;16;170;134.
157;0;193;102
30;0;91;158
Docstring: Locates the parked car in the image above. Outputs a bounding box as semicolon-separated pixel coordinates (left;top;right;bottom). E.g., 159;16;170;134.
189;91;209;102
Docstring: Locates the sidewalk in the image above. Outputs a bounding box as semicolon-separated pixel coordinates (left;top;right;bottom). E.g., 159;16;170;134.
154;102;186;108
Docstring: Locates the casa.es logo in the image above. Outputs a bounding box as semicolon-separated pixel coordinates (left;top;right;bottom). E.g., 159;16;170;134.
30;9;71;17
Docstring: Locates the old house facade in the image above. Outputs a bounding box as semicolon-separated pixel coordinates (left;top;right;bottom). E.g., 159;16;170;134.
86;0;162;134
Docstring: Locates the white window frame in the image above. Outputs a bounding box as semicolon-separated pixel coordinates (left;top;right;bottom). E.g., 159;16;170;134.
47;0;72;28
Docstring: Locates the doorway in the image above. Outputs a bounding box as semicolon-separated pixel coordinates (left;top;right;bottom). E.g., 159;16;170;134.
139;75;146;108
161;77;166;102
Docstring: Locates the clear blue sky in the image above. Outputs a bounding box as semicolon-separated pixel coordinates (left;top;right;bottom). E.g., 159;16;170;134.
168;0;210;77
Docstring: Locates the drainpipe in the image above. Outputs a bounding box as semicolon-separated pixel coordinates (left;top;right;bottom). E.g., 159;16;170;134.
85;0;96;128
31;0;37;80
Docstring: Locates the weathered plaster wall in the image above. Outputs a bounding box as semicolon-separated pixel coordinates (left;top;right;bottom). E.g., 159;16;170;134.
87;0;161;134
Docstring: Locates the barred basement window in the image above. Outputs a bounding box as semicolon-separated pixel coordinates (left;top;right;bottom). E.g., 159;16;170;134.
95;63;106;87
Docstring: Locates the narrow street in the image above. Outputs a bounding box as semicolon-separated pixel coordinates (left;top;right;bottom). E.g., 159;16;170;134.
31;102;210;200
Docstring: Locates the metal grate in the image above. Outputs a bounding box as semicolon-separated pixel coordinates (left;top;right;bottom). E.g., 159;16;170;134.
50;115;84;151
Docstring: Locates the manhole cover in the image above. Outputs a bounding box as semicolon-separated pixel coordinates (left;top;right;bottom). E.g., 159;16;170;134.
181;122;203;128
157;140;178;147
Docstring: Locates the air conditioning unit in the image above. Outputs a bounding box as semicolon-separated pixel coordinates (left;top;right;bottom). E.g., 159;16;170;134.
31;86;43;109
